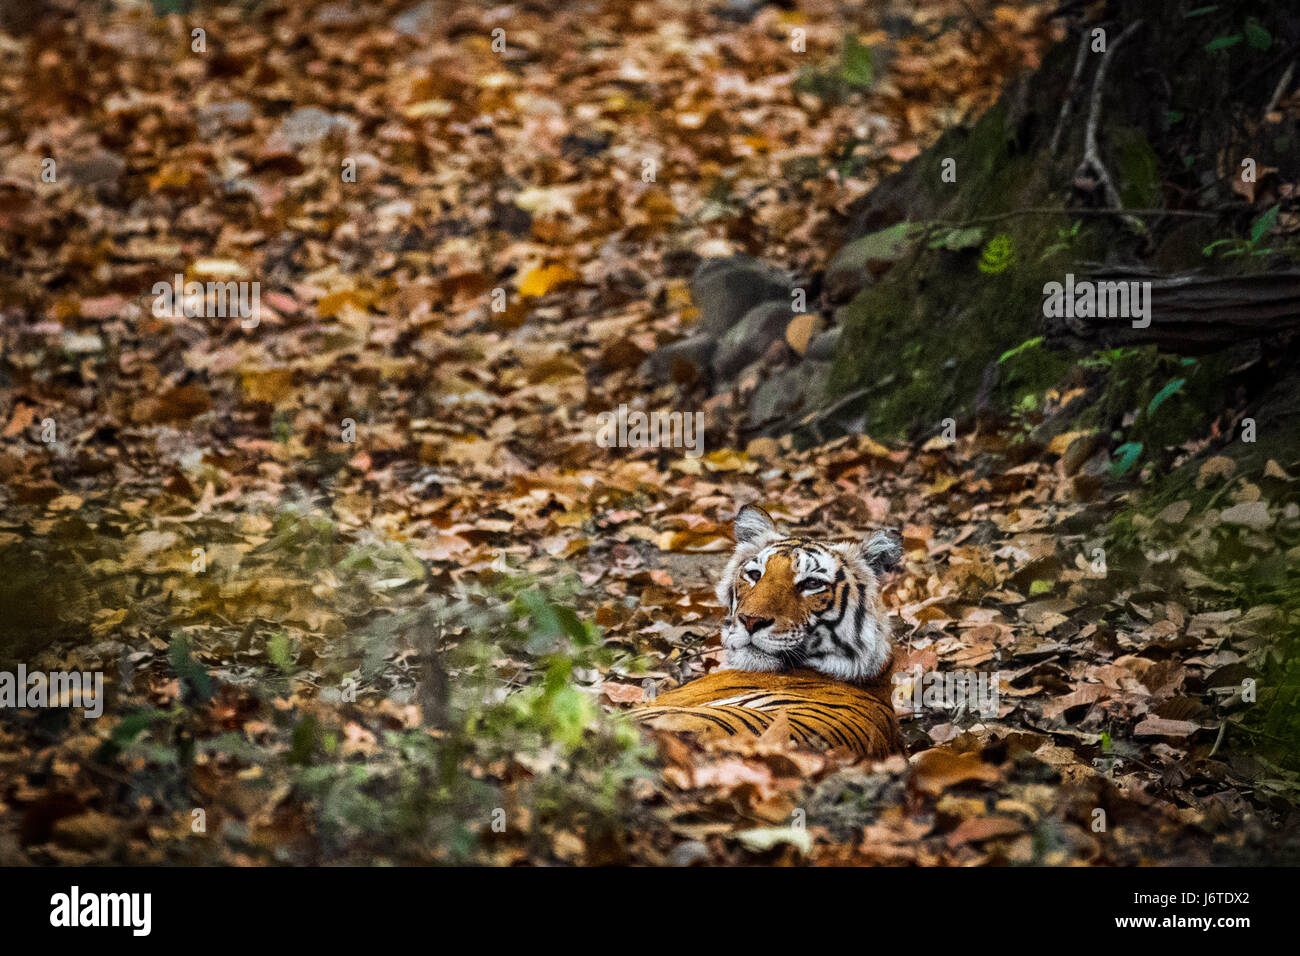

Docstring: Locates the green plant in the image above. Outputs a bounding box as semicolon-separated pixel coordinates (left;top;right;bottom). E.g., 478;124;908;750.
1203;205;1279;258
978;233;1015;274
295;573;651;862
793;33;876;103
1039;221;1081;261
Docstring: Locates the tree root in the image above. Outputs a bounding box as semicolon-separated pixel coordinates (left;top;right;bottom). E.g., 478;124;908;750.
1049;26;1092;156
1074;19;1145;232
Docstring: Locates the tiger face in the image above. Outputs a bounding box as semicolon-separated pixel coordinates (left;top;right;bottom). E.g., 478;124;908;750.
717;504;902;683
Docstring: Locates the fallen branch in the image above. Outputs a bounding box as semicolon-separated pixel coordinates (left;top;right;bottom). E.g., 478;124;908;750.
1043;270;1300;351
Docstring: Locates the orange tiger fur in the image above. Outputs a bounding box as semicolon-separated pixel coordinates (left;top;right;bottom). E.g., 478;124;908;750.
633;504;905;759
635;664;902;759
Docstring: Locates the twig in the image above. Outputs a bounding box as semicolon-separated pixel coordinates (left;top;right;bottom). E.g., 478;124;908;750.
1264;60;1296;117
925;206;1227;230
1075;19;1145;231
1050;26;1092;156
1208;719;1228;757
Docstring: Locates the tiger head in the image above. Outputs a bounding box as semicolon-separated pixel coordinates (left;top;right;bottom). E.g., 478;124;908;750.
716;504;903;683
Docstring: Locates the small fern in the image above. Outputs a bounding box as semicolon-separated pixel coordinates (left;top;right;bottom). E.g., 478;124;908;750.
978;233;1015;274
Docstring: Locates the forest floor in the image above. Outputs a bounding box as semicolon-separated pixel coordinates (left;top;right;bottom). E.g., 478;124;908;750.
1;0;1297;865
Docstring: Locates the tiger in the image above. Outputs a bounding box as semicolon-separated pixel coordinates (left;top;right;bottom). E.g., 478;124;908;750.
634;504;905;758
720;504;902;682
635;667;902;759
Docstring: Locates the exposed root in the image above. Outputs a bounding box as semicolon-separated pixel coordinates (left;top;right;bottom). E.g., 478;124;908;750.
1074;19;1145;231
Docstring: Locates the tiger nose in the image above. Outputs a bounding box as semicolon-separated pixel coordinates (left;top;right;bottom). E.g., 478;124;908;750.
738;614;773;633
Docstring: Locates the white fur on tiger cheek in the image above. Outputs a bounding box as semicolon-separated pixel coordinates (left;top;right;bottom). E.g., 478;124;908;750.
718;539;770;671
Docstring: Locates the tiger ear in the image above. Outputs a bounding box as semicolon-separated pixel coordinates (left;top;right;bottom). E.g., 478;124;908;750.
861;530;903;574
734;504;778;546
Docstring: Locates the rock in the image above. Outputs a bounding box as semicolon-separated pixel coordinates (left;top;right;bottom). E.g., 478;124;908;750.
197;100;254;138
643;334;716;384
668;840;710;866
824;222;918;303
714;0;763;24
86;639;126;667
315;2;366;27
690;255;790;339
392;1;436;36
1060;433;1104;476
747;361;832;429
63;150;125;187
277;107;357;147
712;301;794;380
805;326;841;361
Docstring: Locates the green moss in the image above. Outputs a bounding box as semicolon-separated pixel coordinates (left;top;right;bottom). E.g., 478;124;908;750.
825;93;1119;437
1111;126;1164;209
993;336;1075;411
1076;349;1232;473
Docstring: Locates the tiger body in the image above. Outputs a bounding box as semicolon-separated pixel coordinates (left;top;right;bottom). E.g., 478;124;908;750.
634;505;905;758
636;666;902;759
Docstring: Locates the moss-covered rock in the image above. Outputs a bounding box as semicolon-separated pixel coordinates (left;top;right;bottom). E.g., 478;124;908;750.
816;0;1300;444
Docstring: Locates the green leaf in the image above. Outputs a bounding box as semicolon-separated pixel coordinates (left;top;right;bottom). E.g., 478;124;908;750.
268;631;296;673
1109;442;1144;478
928;226;984;251
110;708;164;747
1145;377;1186;419
1245;18;1271;50
168;632;213;703
840;34;875;88
1250;204;1279;244
545;685;594;751
1205;34;1243;52
998;336;1043;364
1029;579;1053;596
289;714;319;765
552;603;594;646
1184;5;1218;16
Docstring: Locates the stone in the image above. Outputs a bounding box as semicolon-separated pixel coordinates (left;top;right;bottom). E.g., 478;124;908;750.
712;301;794;381
63;150;125;187
197;100;254;138
805;326;842;361
668;840;710;866
746;361;832;430
277;107;357;147
824;222;918;303
643;333;716;384
690;255;791;339
392;2;436;36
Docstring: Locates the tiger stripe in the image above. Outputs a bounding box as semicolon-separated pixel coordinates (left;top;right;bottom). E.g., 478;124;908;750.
634;666;902;759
